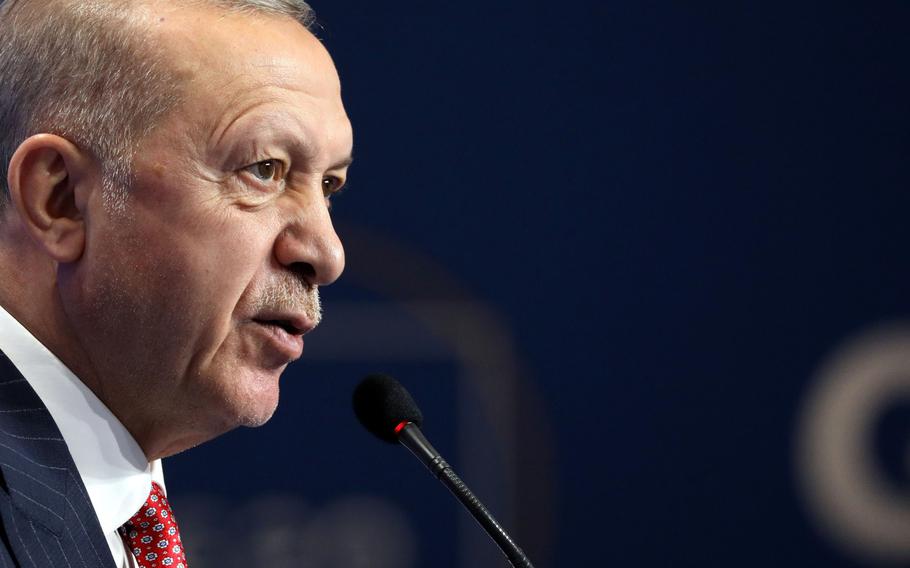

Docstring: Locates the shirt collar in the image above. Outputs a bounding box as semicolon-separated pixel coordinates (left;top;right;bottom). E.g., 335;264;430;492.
0;303;165;534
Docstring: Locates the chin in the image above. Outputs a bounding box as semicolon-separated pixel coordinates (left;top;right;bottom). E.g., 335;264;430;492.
235;400;280;428
207;366;283;430
230;382;281;428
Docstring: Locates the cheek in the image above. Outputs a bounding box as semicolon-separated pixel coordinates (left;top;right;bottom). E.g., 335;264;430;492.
134;190;274;283
114;172;285;333
164;222;276;329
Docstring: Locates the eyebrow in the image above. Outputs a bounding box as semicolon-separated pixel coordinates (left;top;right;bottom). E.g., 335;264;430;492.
330;154;354;170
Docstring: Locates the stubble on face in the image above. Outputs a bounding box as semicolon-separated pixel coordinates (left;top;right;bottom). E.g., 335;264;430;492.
250;271;322;329
222;272;324;427
66;6;351;459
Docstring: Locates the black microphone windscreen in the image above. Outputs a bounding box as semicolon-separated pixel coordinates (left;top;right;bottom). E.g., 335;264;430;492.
353;374;424;443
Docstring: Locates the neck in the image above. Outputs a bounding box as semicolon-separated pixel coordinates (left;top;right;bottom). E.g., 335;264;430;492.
0;221;141;451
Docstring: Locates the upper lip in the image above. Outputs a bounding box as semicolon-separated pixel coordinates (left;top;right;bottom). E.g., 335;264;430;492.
252;312;316;336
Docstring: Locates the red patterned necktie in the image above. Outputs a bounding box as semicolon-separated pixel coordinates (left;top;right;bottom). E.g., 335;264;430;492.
119;482;189;568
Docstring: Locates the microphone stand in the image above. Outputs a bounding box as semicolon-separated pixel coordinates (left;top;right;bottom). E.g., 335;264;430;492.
396;421;535;568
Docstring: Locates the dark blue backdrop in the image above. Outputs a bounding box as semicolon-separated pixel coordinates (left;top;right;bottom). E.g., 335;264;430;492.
169;1;910;566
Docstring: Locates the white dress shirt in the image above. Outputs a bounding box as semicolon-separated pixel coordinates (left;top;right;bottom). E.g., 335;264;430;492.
0;304;165;568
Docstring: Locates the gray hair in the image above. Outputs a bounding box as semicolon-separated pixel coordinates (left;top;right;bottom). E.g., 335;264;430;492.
0;0;314;213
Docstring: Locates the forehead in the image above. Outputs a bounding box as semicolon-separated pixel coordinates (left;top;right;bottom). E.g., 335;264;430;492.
155;7;338;86
146;5;350;155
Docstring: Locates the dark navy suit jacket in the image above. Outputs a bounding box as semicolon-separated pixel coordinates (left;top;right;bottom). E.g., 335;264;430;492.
0;351;115;567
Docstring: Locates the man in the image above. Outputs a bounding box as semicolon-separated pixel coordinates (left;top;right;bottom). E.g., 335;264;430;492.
0;0;352;566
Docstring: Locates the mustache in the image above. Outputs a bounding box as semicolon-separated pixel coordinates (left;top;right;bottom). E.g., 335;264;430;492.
252;273;322;327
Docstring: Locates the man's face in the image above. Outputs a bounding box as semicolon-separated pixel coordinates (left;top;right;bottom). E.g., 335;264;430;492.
67;7;352;455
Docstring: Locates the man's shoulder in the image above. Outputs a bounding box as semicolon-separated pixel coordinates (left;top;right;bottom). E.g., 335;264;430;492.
0;349;67;463
0;349;71;523
0;349;115;568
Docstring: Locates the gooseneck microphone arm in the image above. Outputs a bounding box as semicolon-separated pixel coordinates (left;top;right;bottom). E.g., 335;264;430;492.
353;374;536;568
395;421;535;568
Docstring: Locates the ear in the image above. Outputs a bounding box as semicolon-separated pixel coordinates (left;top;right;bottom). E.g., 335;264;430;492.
6;134;99;263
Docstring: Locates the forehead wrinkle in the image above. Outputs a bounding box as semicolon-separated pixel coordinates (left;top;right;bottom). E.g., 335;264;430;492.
147;10;345;151
197;48;338;93
205;82;349;157
209;98;275;149
212;106;311;156
206;82;312;148
210;103;348;174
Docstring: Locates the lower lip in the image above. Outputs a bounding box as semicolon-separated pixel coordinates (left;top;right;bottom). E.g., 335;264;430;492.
253;322;304;360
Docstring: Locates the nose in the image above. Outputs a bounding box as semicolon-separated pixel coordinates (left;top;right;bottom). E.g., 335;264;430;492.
273;194;345;286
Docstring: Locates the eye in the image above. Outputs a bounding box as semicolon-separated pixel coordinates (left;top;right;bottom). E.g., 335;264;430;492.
243;159;285;182
322;176;345;197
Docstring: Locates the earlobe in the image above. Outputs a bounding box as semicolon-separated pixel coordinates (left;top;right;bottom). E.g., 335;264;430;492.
6;134;97;263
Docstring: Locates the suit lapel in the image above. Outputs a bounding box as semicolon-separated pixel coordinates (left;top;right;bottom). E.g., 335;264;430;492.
0;351;115;567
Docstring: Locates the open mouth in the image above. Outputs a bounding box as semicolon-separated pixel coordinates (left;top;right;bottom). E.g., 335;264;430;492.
253;319;304;336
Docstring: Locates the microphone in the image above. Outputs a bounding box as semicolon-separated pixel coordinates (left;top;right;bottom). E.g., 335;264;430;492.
353;374;535;568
